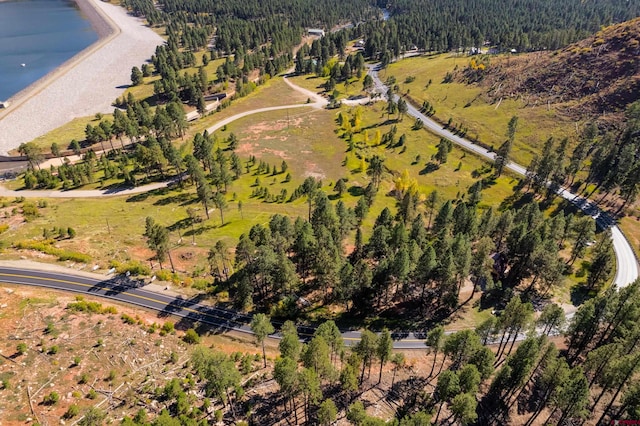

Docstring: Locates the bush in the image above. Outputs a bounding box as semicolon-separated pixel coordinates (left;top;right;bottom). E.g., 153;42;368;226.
107;370;117;382
64;404;80;419
109;260;151;276
191;278;210;291
183;329;200;344
121;314;136;325
21;202;40;220
161;322;175;335
156;269;180;283
16;343;27;355
87;389;97;399
67;299;116;315
43;391;60;405
45;321;56;335
14;240;91;263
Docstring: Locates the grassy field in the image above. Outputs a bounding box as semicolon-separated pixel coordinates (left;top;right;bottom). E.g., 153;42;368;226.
2;95;518;274
1;62;602;321
619;215;640;261
288;74;367;101
340;102;518;204
385;54;581;166
1;106;347;273
20;52;226;154
187;75;310;137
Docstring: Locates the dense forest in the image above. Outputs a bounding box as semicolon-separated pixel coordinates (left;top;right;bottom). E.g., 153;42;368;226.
362;0;640;56
115;0;640;117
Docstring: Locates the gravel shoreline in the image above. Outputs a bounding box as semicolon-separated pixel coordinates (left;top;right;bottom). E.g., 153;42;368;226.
1;0;117;110
75;0;116;39
0;0;163;155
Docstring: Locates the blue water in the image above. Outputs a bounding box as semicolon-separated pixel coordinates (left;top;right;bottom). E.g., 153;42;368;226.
0;0;98;101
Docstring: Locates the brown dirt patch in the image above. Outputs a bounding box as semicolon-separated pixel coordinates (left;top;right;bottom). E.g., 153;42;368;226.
0;284;264;424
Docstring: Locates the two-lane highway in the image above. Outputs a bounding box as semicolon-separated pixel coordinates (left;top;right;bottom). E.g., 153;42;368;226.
0;267;255;335
0;266;428;349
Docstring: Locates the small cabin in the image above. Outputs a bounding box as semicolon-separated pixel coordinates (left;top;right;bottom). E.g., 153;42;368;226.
308;28;325;37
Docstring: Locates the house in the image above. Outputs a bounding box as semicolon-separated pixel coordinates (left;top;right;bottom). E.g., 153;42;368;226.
308;28;325;37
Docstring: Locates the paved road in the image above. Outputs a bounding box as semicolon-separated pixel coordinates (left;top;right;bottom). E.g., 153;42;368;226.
0;266;426;349
369;66;638;289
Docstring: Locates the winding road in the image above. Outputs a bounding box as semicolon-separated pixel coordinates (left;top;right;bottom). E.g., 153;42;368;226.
369;66;638;289
0;61;637;349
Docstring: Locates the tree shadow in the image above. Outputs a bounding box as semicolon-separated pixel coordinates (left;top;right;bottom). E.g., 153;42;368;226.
570;284;595;307
87;274;146;297
167;218;191;232
158;293;255;336
183;223;216;236
419;162;439;175
391;376;433;419
347;185;364;197
154;192;196;206
125;186;174;203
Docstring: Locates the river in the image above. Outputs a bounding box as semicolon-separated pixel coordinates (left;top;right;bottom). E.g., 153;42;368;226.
0;0;98;102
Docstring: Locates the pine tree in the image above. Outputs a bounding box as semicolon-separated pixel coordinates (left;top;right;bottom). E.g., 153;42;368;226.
250;313;275;368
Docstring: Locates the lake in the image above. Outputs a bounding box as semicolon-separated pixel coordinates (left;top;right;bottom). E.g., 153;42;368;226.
0;0;98;102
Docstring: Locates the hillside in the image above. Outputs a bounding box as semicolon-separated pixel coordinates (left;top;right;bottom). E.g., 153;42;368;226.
474;18;640;121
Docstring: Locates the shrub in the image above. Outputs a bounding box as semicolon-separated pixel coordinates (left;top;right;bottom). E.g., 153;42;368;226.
156;269;180;283
14;240;90;263
16;343;27;355
121;314;136;325
78;373;89;384
183;329;200;344
161;322;175;335
43;391;60;405
21;202;40;220
64;404;80;419
45;321;56;335
67;299;114;314
107;370;117;382
109;260;151;276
